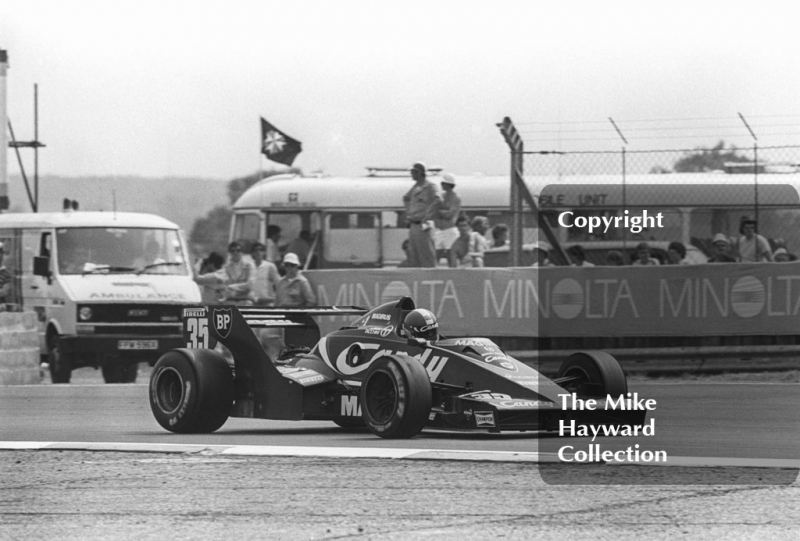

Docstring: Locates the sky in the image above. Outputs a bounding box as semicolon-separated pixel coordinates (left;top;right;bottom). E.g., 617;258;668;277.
1;1;799;181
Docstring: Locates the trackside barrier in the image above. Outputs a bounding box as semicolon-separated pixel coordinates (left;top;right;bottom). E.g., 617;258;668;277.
0;311;40;385
512;345;800;376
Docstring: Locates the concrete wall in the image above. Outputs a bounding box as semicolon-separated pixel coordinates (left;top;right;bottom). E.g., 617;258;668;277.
0;311;40;385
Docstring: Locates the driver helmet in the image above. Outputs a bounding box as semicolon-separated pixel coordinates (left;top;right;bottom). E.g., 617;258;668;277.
403;308;439;341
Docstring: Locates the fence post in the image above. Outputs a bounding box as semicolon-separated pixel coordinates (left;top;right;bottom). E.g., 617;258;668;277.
497;117;524;266
496;117;569;266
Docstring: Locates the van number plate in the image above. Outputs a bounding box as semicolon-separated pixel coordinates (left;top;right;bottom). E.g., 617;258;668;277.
118;340;158;350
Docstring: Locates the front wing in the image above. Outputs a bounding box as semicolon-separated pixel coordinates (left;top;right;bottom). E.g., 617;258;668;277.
426;395;647;433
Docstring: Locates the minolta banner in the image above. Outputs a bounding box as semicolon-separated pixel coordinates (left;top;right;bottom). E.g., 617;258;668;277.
306;263;800;337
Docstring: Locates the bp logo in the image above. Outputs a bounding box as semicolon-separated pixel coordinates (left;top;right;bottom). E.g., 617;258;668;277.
212;308;233;338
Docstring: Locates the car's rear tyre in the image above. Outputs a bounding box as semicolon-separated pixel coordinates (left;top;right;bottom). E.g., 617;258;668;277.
360;355;431;439
101;362;138;384
149;348;234;433
557;351;627;397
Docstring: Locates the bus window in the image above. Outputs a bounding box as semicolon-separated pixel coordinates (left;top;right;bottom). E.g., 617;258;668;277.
382;211;403;228
266;213;303;253
232;213;262;244
324;212;380;265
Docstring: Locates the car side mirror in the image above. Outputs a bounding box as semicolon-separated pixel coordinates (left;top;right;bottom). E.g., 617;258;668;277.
33;256;52;282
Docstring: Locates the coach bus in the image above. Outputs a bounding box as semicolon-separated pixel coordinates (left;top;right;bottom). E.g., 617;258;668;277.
230;167;800;268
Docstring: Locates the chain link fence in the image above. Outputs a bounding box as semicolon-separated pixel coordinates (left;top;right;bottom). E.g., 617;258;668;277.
523;145;800;260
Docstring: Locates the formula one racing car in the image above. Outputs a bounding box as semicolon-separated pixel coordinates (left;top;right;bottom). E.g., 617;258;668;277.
149;297;646;438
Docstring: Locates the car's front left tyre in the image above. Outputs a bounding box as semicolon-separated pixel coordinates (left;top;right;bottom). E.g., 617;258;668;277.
149;348;234;433
360;354;432;439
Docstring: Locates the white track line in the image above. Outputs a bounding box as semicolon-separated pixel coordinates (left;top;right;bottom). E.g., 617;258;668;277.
1;441;798;468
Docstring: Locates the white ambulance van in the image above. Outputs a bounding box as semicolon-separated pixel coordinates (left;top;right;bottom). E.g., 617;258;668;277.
0;211;201;383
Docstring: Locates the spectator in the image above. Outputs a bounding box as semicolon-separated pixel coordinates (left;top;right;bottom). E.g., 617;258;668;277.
567;244;594;267
276;252;317;307
433;173;462;262
269;252;317;362
397;239;412;268
632;242;659;266
194;241;256;305
773;247;794;262
250;241;282;360
0;241;11;311
489;224;509;249
531;241;554;267
402;162;442;267
250;242;280;305
195;252;225;304
449;215;486;268
286;230;313;268
605;250;625;266
707;233;737;263
666;241;692;265
734;216;773;262
266;225;282;265
470;216;491;250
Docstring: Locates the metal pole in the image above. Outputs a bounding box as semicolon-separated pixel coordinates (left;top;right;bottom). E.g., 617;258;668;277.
510;150;522;266
754;142;759;229
34;83;39;212
621;146;627;261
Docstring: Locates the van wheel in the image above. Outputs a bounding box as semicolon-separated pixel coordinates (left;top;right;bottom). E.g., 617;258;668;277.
101;363;139;384
47;333;71;384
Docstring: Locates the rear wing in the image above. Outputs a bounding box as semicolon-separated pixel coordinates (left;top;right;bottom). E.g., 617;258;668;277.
181;305;368;350
236;306;369;328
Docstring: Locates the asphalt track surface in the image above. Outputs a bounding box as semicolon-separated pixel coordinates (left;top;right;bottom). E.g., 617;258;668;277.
1;374;798;462
2;371;799;538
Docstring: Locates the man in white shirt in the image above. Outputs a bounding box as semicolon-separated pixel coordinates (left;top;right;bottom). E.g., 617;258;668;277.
250;242;280;306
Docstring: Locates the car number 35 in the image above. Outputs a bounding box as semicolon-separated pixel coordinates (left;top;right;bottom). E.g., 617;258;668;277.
186;317;210;349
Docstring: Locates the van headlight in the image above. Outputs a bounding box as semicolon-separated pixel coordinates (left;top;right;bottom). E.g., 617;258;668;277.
79;307;93;321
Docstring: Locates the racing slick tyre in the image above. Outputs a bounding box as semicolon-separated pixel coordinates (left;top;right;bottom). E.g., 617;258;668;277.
557;351;627;398
101;362;139;384
47;332;71;384
360;354;432;439
149;348;234;433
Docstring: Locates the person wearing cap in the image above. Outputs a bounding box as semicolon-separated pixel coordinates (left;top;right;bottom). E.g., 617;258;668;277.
449;215;486;268
734;216;773;262
267;253;317;362
0;241;11;310
531;241;554;267
402;162;442;267
773;247;794;262
708;233;736;263
276;252;316;307
194;240;256;305
433;172;462;262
